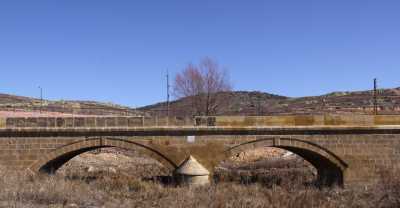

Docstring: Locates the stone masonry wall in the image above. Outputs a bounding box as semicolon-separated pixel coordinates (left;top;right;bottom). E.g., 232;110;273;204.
2;117;144;128
195;115;400;126
1;116;195;128
0;134;399;186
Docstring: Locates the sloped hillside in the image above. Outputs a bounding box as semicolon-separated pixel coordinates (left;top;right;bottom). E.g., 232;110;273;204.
2;87;400;117
0;93;141;116
140;91;288;117
141;88;400;116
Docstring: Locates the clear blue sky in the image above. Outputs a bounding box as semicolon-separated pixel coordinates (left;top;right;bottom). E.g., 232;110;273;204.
1;0;400;107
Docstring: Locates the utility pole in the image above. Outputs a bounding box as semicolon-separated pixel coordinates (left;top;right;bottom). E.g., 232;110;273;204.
38;86;43;114
321;96;327;113
373;78;378;115
166;69;171;125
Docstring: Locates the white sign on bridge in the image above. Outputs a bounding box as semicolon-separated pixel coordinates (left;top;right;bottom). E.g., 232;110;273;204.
187;136;195;143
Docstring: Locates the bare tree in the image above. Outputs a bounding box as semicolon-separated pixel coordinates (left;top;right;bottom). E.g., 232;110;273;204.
174;57;232;116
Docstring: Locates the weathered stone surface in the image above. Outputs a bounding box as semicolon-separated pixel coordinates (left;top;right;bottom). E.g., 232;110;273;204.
116;117;128;126
56;118;65;127
0;116;399;187
0;131;398;187
86;117;96;127
0;117;5;128
73;117;85;127
37;118;47;127
175;155;210;176
1;116;145;128
196;115;400;127
176;175;209;186
105;117;116;127
65;117;74;127
96;117;106;127
128;117;144;126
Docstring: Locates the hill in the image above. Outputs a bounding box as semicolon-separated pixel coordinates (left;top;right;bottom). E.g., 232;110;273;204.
0;93;141;117
140;88;400;117
2;87;400;117
140;91;288;117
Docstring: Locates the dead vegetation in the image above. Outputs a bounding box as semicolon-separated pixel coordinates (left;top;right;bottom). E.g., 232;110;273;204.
0;148;398;208
0;163;400;207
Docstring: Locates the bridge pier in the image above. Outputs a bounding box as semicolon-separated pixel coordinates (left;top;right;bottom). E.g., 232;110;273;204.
174;155;210;186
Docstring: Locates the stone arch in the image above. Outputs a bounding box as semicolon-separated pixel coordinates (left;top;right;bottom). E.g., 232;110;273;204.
226;138;348;186
29;137;178;174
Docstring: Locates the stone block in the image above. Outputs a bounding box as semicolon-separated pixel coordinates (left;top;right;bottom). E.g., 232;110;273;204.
26;118;38;127
105;117;116;127
194;117;205;126
294;115;316;126
174;117;189;126
156;117;168;126
144;117;156;126
6;118;16;128
375;115;400;125
0;118;5;128
324;115;346;125
86;117;96;127
47;118;56;127
207;117;216;126
56;118;65;127
96;117;106;127
15;118;26;127
73;117;85;127
65;118;74;127
37;118;47;127
128;117;144;127
116;117;128;126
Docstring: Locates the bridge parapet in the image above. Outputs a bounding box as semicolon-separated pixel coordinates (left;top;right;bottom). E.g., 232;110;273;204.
195;115;400;127
1;116;144;128
2;115;400;129
0;116;198;129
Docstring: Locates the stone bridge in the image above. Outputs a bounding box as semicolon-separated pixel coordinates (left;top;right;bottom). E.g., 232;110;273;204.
1;115;400;187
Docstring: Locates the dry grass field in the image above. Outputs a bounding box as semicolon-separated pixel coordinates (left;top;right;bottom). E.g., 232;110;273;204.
0;149;399;208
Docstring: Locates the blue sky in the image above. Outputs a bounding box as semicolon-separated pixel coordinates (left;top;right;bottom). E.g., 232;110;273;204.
1;0;400;107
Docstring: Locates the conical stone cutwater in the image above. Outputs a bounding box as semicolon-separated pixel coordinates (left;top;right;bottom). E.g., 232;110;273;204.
174;155;210;185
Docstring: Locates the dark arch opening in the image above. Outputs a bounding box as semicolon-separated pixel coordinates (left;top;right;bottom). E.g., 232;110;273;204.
34;138;178;175
40;146;111;174
277;146;343;186
216;147;318;187
225;139;346;187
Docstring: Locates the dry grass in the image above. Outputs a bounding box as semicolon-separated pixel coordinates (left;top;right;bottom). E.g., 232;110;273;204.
214;154;317;189
0;165;400;208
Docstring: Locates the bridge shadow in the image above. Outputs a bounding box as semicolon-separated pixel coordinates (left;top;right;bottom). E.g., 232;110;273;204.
62;172;178;186
142;176;178;186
